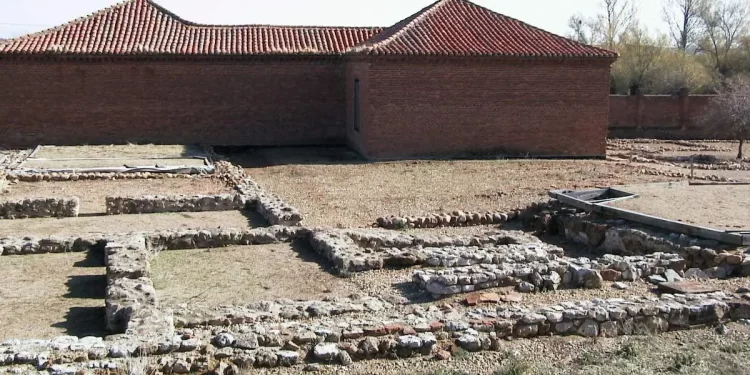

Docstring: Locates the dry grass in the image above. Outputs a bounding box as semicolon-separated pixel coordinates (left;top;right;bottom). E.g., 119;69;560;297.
231;148;675;228
613;183;750;230
0;251;106;340
0;210;258;237
1;178;233;214
150;242;354;306
32;144;203;159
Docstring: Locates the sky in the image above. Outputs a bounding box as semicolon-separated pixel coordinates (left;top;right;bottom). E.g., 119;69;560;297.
0;0;666;40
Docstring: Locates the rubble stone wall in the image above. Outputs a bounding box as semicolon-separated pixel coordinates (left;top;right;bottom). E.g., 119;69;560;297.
0;197;79;219
105;194;246;215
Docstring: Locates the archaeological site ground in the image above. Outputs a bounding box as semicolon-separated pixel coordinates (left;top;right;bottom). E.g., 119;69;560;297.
1;140;750;375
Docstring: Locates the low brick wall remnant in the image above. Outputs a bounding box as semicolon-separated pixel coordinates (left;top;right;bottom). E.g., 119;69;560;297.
105;194;245;215
0;197;79;219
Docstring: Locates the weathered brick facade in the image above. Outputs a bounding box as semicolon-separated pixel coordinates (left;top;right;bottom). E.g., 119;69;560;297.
0;59;347;147
608;94;719;139
0;0;617;159
346;58;613;159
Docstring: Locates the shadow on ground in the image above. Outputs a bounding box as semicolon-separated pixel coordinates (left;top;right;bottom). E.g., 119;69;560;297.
215;146;364;168
51;306;107;338
239;209;271;228
73;249;105;268
64;274;106;299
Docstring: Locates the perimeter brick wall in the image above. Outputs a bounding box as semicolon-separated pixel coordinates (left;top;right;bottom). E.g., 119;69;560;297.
347;58;613;159
0;58;347;148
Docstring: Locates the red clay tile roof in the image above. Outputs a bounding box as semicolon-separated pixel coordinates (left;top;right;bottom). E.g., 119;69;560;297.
349;0;617;58
0;0;382;56
0;0;614;59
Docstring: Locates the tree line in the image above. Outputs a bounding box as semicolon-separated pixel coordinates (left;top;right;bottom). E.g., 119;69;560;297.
568;0;750;95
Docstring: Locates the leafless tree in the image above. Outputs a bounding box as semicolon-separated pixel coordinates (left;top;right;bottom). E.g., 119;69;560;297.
698;0;750;77
703;75;750;158
663;0;704;50
568;14;594;45
597;0;638;49
567;0;637;49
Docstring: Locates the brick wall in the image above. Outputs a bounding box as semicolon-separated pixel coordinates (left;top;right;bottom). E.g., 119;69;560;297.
347;58;612;159
0;58;347;148
608;94;718;139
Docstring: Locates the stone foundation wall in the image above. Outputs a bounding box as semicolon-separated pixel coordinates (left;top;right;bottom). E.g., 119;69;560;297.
414;252;687;297
376;210;519;229
0;197;79;219
0;226;306;256
105;194;246;215
308;229;543;274
7;172;211;182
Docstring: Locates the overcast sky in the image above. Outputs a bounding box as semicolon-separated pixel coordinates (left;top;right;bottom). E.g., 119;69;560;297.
0;0;666;40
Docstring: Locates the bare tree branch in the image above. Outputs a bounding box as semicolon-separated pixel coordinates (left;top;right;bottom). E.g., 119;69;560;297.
662;0;704;50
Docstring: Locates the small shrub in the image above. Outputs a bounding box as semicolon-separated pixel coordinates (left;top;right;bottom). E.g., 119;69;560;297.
452;347;471;360
668;352;698;372
574;350;611;366
720;342;750;354
617;341;641;359
495;356;530;375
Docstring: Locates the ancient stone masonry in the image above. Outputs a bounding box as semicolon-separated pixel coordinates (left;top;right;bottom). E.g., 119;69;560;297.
172;296;391;328
6;172;210;182
5;293;745;372
0;197;79;219
376;210;519;229
308;228;542;274
238;178;303;226
0;226;305;256
145;226;308;251
413;252;688;297
105;194;246;215
214;160;303;226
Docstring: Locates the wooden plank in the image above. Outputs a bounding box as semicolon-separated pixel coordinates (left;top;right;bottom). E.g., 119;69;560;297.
689;181;750;186
550;189;749;246
590;195;639;205
27;145;41;158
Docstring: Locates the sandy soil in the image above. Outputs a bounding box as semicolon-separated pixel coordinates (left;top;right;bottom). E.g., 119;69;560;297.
0;210;259;238
32;144;204;159
1;179;233;214
228;147;675;228
612;183;750;230
0;251;106;340
150;241;355;306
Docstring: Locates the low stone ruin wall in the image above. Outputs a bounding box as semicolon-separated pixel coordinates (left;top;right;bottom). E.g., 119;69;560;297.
7;172;209;182
3;291;744;372
376;210;519;229
0;226;306;256
0;197;79;219
308;228;543;274
414;252;687;297
105;194;246;215
237;178;302;226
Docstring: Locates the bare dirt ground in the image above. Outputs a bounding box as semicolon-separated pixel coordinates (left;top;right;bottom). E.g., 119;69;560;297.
612;183;750;230
0;210;257;238
225;147;675;228
607;140;750;181
150;241;356;306
31;144;204;159
0;178;258;237
0;251;106;340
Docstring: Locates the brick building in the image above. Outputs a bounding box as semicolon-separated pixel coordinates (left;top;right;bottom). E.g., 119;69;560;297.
0;0;616;159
